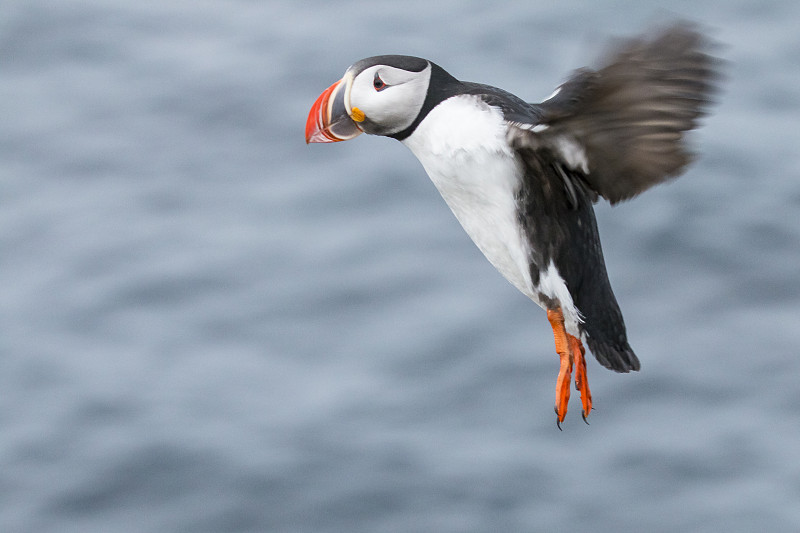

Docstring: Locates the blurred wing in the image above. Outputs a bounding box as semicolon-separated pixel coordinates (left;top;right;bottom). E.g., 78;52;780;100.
508;22;721;205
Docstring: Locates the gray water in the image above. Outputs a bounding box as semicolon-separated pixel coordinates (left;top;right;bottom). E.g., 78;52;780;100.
3;1;800;531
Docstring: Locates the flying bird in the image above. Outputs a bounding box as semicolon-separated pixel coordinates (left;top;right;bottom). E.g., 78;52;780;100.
305;23;719;428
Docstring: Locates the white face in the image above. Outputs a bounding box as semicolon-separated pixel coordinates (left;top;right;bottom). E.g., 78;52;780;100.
346;63;432;136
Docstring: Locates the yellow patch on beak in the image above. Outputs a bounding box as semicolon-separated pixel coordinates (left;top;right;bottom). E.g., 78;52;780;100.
350;107;366;122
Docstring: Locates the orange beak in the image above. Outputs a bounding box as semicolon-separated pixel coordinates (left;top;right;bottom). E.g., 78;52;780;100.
305;78;364;144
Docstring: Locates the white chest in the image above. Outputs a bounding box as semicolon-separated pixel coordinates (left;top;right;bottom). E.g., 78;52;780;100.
402;95;535;298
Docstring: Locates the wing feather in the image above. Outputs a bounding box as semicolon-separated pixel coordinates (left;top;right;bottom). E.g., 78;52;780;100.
508;22;721;204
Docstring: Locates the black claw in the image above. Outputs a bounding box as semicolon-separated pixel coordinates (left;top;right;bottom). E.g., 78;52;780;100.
555;406;563;431
581;410;590;425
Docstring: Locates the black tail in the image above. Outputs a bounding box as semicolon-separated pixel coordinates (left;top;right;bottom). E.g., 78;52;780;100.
581;292;640;373
553;196;641;373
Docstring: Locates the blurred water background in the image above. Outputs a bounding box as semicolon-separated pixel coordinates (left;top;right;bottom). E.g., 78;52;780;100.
2;1;800;531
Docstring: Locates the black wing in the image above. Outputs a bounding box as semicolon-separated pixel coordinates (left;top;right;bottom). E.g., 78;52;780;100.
508;22;721;204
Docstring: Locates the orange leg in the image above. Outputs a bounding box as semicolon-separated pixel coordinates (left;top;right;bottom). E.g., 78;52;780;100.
547;308;593;428
568;334;592;423
547;309;572;429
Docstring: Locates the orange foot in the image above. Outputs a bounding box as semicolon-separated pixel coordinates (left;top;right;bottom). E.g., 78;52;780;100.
569;333;592;423
547;308;593;429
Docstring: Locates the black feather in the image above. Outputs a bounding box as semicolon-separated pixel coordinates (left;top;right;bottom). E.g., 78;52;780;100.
508;21;721;204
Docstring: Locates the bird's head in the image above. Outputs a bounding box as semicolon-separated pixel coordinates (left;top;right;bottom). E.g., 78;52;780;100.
305;55;442;143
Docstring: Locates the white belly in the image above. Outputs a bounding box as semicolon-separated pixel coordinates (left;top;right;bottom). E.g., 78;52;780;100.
402;95;535;299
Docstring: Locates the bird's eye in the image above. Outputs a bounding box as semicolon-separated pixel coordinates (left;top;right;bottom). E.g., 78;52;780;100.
373;73;387;91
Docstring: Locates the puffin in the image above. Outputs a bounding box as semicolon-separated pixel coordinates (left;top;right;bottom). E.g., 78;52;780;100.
305;23;718;428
